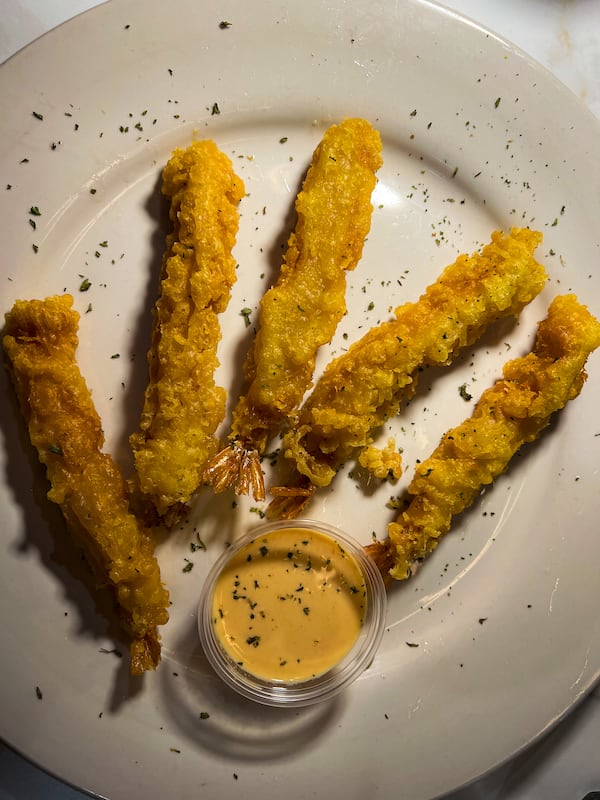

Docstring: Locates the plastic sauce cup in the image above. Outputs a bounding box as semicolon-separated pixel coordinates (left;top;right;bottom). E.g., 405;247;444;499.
198;519;387;707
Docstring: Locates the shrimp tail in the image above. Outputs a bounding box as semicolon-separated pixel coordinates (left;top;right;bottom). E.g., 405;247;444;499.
203;443;265;502
363;540;398;586
267;480;316;519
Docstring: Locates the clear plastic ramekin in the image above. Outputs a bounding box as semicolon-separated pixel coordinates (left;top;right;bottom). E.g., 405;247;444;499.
197;518;387;707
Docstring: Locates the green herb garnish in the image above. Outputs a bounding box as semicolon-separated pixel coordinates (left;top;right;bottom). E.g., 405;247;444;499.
458;383;472;401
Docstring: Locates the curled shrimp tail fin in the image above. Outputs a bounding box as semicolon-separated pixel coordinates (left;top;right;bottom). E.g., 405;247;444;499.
203;444;244;492
203;444;265;502
129;629;162;676
364;539;395;585
238;449;266;501
267;480;316;519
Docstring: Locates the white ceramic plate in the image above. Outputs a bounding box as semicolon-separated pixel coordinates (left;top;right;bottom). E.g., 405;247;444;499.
1;1;599;798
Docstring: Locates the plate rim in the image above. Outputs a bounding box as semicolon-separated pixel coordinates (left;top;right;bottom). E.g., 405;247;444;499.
1;1;599;798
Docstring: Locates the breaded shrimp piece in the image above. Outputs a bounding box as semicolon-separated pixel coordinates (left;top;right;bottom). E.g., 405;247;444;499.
367;294;600;581
271;228;547;517
203;118;383;501
130;140;245;524
3;295;170;674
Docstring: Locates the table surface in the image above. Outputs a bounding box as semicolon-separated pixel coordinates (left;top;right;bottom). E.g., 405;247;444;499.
1;2;599;798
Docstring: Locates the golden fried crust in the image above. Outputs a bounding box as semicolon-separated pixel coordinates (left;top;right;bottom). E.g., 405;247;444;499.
358;438;403;480
130;140;245;518
282;228;548;489
231;117;383;452
3;295;169;674
383;293;600;580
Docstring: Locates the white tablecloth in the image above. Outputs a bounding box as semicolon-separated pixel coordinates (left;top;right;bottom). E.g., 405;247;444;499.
1;2;599;798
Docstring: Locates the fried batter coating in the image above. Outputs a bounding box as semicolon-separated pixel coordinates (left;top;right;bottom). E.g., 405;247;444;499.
358;437;403;480
3;295;170;674
274;228;547;514
367;294;600;581
130;140;245;522
204;118;383;500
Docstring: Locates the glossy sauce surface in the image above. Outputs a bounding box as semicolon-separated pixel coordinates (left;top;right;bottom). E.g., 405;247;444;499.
211;528;367;681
